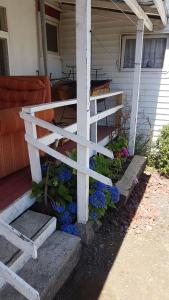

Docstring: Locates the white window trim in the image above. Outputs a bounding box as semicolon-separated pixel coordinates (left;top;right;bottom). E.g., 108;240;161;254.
120;34;169;73
0;7;11;75
46;16;60;57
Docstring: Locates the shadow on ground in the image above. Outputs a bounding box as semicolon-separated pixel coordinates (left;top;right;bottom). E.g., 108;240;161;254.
55;172;151;300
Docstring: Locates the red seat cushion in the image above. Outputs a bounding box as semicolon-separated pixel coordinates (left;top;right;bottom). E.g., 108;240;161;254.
0;78;45;91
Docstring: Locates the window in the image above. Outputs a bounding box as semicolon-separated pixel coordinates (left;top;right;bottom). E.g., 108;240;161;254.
46;22;58;53
0;6;8;31
0;38;9;75
122;36;167;70
0;6;9;75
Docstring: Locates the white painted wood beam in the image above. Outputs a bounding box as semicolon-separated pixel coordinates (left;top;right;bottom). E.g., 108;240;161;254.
122;0;153;31
90;100;97;155
0;217;56;289
76;0;91;224
22;91;123;113
25;134;113;187
23;99;77;113
21;104;123;146
0;262;40;300
20;112;114;159
61;0;159;15
0;220;37;259
165;0;169;16
153;0;168;26
24;113;42;184
90;104;123;124
128;20;144;156
39;0;48;75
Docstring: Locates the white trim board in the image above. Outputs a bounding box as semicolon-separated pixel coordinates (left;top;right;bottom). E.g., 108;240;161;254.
0;191;35;224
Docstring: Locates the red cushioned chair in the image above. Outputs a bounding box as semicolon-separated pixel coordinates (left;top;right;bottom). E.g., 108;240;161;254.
0;76;53;178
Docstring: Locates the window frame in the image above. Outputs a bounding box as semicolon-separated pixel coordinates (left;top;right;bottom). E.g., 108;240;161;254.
45;16;60;57
0;5;10;75
120;34;169;73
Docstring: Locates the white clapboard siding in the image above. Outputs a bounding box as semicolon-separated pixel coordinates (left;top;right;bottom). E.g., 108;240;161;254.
60;7;169;139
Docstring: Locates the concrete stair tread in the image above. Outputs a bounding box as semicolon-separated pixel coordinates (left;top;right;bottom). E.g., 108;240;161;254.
0;231;81;300
0;210;54;264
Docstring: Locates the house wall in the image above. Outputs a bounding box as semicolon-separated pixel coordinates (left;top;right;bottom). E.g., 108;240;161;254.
0;0;39;75
60;6;169;141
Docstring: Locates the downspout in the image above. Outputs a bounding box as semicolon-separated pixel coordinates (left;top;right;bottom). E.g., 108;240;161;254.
39;0;48;76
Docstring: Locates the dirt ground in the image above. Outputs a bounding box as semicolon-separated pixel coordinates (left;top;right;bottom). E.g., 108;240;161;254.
55;169;169;300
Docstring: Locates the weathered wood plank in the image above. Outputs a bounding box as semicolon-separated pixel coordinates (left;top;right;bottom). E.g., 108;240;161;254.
116;155;147;204
153;0;167;26
122;0;153;31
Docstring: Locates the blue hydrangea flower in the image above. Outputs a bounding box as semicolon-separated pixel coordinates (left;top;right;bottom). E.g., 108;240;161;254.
89;158;96;170
68;202;77;214
61;224;79;236
58;211;72;225
89;190;106;209
107;186;120;203
93;181;107;192
51;201;65;214
58;169;72;182
90;211;98;222
41;163;48;174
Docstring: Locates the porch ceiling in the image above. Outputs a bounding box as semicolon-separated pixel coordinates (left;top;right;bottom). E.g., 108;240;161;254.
56;0;168;30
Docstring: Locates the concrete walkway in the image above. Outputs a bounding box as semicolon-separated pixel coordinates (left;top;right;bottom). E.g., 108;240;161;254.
56;170;169;300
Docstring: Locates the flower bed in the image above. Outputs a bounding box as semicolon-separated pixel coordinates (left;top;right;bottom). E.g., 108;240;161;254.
32;136;130;236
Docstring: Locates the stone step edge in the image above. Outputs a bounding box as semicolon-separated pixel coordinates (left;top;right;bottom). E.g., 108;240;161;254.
0;214;57;289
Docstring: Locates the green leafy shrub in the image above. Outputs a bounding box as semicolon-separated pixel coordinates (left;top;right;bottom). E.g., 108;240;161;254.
149;125;169;177
31;136;129;235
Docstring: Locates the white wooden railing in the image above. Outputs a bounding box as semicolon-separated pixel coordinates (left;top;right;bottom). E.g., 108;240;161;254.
20;91;124;187
0;220;40;300
0;91;123;300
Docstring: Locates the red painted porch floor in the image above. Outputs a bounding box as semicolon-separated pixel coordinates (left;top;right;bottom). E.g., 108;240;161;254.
0;126;113;211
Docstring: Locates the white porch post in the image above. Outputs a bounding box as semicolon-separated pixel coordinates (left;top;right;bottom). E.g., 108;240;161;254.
128;20;144;156
90;99;97;155
76;0;91;224
24;114;42;183
39;0;48;76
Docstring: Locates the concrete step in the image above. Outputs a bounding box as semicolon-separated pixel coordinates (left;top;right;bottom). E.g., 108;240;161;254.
0;231;81;300
0;210;56;288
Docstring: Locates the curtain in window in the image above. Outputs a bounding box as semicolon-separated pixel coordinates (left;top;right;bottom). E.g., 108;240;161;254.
142;38;167;68
123;39;136;68
123;37;167;69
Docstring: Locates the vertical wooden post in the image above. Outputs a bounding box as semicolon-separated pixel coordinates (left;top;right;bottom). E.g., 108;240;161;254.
76;0;91;224
24;113;42;183
128;20;144;156
115;93;124;130
90;100;97;155
39;0;48;76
